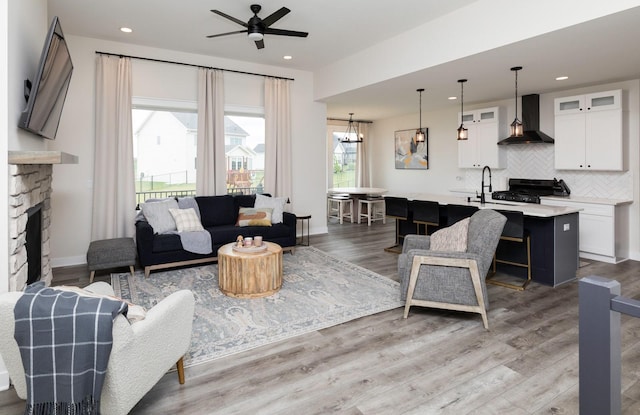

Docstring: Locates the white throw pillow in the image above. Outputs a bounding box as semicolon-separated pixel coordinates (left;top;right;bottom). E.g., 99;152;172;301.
169;208;205;232
254;194;287;224
140;198;179;234
430;217;469;252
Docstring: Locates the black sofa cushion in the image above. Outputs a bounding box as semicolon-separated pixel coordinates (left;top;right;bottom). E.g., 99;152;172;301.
196;195;236;227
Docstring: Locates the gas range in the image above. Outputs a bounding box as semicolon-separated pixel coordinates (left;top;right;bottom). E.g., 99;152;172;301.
491;178;571;204
491;190;542;204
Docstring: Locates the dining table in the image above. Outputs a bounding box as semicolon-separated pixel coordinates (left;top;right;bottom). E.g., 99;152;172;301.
327;187;388;197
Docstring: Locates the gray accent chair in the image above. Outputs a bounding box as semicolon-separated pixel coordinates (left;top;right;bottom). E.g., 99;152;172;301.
398;209;507;329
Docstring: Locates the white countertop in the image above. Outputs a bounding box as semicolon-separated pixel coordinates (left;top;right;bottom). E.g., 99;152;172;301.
541;195;632;206
387;192;581;218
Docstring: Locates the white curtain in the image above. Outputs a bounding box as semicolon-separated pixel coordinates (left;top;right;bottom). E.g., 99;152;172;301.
264;77;292;198
196;68;226;195
356;122;371;187
91;55;135;240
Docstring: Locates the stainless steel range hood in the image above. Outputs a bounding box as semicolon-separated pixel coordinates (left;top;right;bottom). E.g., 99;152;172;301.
498;94;554;145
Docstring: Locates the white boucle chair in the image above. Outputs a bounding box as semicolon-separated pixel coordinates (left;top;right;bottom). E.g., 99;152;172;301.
0;281;195;415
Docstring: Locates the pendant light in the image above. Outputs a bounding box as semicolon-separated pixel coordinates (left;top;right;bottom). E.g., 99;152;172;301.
415;88;425;143
456;79;468;140
510;66;524;137
340;113;362;143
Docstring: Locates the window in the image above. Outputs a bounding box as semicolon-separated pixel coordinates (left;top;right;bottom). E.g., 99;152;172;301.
132;100;266;202
132;99;197;204
327;125;356;188
224;114;265;195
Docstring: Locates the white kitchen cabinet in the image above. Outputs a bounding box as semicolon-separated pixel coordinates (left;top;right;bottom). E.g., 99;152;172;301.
554;90;623;171
540;197;630;263
457;107;506;169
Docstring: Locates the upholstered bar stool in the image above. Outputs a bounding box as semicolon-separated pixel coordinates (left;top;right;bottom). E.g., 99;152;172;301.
384;196;409;253
358;196;386;226
410;200;440;235
327;194;354;224
446;204;479;226
488;210;531;290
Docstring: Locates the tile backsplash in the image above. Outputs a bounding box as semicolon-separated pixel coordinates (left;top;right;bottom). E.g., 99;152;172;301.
464;145;633;200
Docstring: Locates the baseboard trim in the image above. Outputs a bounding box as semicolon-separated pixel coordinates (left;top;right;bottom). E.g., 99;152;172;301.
51;255;86;268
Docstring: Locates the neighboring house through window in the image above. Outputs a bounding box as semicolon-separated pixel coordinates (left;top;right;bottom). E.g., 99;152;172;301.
132;99;266;202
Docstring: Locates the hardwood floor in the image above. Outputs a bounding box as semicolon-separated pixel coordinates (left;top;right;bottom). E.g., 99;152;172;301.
2;219;640;414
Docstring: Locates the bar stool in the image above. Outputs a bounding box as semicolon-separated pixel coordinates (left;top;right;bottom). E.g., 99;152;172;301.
384;197;409;253
410;200;440;235
487;210;532;291
446;204;479;226
327;194;354;224
358;196;386;226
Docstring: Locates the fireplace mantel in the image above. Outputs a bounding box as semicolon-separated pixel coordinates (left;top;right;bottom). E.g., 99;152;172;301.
9;151;78;165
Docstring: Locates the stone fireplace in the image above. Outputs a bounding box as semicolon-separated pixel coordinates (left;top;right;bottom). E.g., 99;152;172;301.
8;151;78;291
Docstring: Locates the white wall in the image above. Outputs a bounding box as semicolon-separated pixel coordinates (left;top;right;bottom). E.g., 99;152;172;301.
47;36;327;266
370;79;640;260
315;0;640;100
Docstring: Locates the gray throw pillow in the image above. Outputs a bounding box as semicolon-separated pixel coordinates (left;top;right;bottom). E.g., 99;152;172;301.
254;193;287;224
140;198;179;234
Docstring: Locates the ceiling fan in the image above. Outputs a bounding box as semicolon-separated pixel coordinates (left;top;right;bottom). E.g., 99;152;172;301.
207;4;309;49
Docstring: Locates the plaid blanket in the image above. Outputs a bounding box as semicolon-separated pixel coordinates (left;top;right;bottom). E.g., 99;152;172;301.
13;282;128;415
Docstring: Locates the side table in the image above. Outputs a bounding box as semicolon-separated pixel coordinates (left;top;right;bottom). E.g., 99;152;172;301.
296;214;311;246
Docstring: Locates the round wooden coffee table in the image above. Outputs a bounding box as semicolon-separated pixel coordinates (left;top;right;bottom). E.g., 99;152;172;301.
217;241;283;298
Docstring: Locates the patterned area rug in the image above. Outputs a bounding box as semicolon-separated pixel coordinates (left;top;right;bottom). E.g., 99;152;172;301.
111;246;402;368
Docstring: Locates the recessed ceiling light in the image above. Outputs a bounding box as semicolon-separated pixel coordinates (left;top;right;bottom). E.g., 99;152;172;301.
555;76;569;81
120;27;133;33
448;96;457;100
283;55;292;60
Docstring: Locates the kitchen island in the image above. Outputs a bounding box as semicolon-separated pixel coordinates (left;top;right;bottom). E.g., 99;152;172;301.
387;193;581;287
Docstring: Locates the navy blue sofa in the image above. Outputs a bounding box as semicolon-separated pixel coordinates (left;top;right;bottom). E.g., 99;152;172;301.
135;194;296;277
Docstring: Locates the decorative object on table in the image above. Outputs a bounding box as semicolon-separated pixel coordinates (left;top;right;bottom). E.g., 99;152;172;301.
340;112;363;143
415;88;426;143
394;128;428;169
231;243;269;253
456;79;469;140
111;246;402;367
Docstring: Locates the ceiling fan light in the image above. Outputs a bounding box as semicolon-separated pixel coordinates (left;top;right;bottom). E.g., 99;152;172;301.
248;31;264;41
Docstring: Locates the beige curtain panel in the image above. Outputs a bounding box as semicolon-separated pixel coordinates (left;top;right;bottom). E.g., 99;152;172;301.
196;68;226;196
264;77;292;199
91;55;135;240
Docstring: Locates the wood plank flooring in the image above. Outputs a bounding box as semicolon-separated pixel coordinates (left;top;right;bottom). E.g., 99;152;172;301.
2;219;640;414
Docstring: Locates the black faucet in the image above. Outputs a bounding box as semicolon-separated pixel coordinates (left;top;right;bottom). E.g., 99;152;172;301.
480;165;492;204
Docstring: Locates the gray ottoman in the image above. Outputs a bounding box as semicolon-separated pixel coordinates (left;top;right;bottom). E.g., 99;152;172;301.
87;237;136;282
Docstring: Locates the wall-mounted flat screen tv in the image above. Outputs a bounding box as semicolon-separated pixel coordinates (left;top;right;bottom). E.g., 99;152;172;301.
18;16;73;140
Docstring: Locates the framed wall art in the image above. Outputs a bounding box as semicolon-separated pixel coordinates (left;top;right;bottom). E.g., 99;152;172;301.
394;128;428;170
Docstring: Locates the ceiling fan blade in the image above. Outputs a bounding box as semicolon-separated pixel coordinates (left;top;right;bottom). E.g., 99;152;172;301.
210;10;248;27
255;39;265;49
206;30;247;39
264;28;309;38
261;7;290;27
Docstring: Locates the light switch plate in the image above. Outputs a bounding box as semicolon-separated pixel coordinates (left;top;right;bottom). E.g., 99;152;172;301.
564;223;570;231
